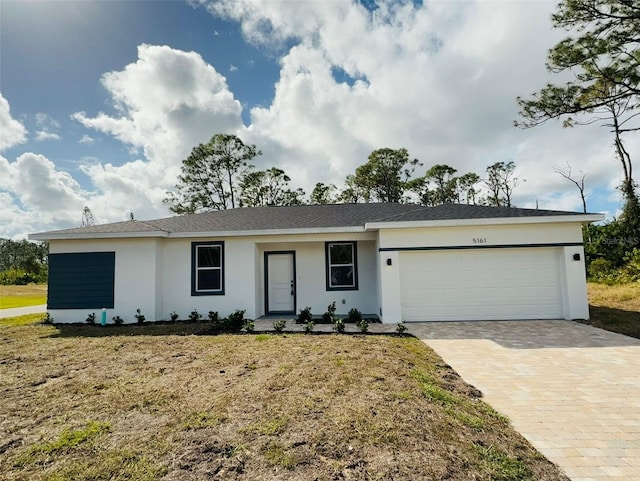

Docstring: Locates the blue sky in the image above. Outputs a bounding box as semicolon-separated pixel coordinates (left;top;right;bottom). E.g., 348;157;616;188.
0;0;634;239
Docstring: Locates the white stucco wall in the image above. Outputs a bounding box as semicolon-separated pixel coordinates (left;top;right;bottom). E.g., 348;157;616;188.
48;239;160;323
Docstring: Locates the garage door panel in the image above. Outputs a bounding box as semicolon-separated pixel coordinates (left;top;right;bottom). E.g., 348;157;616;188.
399;248;563;321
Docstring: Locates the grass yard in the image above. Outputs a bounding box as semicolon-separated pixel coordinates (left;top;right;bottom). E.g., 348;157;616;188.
586;282;640;339
0;315;568;481
0;285;47;309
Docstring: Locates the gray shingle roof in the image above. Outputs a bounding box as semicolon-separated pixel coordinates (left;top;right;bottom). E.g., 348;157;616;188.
32;203;594;239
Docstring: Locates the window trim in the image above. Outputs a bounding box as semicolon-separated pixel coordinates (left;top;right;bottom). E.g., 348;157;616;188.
191;241;225;296
325;241;358;291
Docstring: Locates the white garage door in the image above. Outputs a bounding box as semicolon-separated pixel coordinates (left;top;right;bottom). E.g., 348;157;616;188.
400;248;563;321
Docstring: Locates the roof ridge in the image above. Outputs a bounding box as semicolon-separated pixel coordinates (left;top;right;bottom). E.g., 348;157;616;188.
133;218;170;232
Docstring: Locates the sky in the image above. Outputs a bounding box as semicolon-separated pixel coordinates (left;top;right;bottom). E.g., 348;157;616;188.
0;0;635;240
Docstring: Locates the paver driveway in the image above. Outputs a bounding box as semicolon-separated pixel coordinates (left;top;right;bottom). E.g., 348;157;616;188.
409;320;640;481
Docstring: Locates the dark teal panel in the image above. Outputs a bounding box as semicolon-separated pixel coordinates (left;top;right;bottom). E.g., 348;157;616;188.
48;252;115;309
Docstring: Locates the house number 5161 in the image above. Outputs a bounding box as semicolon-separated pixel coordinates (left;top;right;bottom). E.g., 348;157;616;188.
472;238;487;244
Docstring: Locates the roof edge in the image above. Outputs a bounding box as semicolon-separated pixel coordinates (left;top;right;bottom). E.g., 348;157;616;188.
365;213;605;230
29;231;169;241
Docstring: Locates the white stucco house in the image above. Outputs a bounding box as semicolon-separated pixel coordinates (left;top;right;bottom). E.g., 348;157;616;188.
30;203;604;324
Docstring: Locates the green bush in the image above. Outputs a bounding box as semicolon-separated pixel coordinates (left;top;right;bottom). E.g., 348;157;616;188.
112;315;124;325
322;302;337;323
347;308;363;324
303;320;315;334
188;309;202;322
134;308;145;324
0;269;45;285
225;309;246;332
333;318;346;333
85;313;96;325
296;306;312;323
357;318;369;333
273;319;286;333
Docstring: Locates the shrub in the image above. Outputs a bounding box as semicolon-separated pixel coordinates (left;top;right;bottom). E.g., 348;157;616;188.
112;315;124;325
273;319;286;333
396;321;407;334
170;311;179;322
188;309;202;322
296;306;312;323
208;310;220;323
41;313;54;324
357;318;369;333
134;308;145;324
347;308;363;324
333;318;346;333
244;320;255;333
303;320;315;334
226;309;246;332
85;313;96;325
322;301;337;323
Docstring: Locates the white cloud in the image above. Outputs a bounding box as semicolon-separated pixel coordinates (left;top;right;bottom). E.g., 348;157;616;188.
208;0;625;210
73;44;243;181
229;64;238;72
35;130;61;141
35;112;60;129
78;134;95;144
0;93;28;151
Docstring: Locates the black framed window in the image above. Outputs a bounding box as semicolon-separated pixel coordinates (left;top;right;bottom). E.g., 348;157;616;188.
325;242;358;290
192;242;224;295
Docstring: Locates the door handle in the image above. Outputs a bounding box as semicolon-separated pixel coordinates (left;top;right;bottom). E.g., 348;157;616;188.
290;280;294;296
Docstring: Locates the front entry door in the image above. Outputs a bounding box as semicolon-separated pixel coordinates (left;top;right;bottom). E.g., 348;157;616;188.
266;252;295;314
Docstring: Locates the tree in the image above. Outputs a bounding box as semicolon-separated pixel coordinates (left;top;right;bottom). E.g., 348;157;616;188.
484;161;519;207
309;182;338;204
164;134;260;214
351;148;421;203
239;168;303;207
555;162;587;213
0;239;48;285
455;172;482;204
515;0;639;213
409;165;481;206
338;175;368;203
81;206;95;227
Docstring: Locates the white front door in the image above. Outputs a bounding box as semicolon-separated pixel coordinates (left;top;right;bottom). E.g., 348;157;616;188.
266;252;295;314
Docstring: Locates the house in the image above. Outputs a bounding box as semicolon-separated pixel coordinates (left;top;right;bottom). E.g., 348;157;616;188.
29;203;604;324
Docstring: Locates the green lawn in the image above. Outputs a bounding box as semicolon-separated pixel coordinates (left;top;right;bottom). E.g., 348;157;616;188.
0;285;47;309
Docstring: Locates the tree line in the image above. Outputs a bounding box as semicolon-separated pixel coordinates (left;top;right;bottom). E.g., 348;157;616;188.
0;239;48;285
163;134;520;214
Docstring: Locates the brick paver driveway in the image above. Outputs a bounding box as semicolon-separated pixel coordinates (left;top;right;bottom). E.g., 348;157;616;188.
409;320;640;481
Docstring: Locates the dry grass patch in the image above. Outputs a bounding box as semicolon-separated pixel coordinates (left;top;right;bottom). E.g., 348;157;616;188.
586;282;640;339
0;316;568;481
0;284;47;309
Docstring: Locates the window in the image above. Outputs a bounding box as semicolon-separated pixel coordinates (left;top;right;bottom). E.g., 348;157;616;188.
325;242;358;290
48;252;115;309
192;242;224;295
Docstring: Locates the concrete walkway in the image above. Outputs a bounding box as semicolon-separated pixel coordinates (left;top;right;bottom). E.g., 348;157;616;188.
409;320;640;481
0;304;47;318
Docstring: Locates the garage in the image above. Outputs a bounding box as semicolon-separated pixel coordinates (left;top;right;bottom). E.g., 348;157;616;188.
399;247;563;321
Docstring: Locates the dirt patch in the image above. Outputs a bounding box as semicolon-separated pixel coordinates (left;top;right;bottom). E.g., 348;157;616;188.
0;317;568;481
585;283;640;339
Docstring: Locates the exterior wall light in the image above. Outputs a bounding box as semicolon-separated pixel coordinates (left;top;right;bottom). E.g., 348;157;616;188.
386;258;393;266
573;253;581;261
